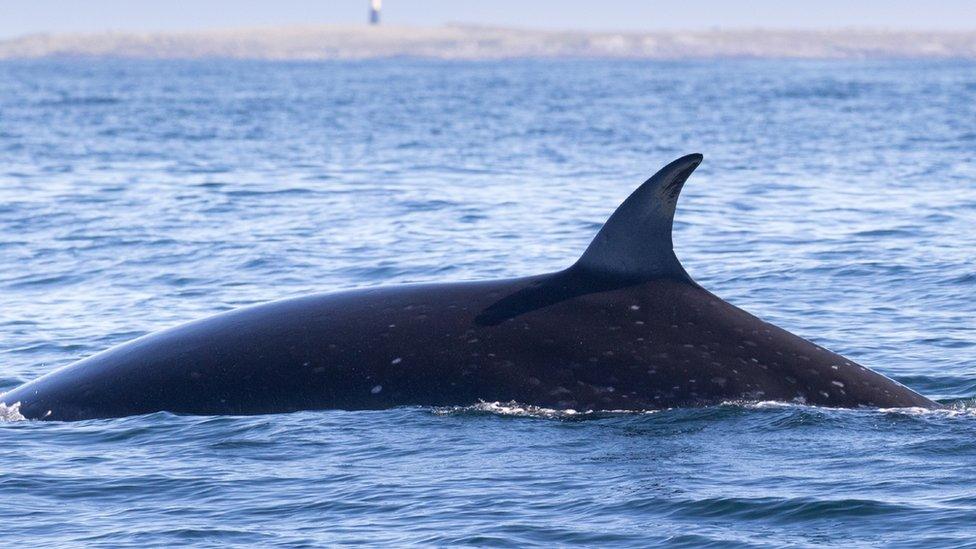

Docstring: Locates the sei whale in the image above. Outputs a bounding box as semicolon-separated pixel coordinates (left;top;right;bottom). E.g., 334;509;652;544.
0;154;937;420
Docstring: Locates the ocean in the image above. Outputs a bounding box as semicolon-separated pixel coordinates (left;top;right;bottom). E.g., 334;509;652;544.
1;58;975;546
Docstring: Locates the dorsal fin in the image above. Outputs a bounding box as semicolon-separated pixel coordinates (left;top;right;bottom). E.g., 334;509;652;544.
574;153;702;282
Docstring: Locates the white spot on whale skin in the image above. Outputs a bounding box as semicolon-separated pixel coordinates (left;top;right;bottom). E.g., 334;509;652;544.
630;305;640;311
371;385;383;394
391;357;402;365
831;381;845;388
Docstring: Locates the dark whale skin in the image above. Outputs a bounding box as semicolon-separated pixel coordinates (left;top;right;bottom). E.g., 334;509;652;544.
0;154;938;420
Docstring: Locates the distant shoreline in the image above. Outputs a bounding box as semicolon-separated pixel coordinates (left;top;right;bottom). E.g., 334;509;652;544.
2;25;975;60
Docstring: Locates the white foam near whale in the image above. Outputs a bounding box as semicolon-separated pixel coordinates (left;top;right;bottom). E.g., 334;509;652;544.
0;401;26;422
432;400;663;419
432;399;976;420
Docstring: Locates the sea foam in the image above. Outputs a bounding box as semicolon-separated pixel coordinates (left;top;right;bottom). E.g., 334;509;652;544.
0;401;26;422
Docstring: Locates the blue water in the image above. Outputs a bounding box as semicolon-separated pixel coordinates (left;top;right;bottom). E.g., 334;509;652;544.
1;58;975;546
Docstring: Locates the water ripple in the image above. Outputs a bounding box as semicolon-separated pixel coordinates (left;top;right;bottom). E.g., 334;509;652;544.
0;58;974;547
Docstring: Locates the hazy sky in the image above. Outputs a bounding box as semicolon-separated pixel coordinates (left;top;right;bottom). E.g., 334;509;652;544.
2;0;975;38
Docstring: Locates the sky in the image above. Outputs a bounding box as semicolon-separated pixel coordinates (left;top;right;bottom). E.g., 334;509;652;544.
2;0;975;39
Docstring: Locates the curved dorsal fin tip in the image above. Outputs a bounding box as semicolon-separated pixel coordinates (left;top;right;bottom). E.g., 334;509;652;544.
574;154;703;281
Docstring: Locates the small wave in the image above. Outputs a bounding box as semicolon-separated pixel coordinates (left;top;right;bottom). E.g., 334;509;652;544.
432;400;659;419
0;401;26;422
732;399;976;419
880;399;976;419
35;96;121;107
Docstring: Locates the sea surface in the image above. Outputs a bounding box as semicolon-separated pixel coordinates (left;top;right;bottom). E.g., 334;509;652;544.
1;59;974;547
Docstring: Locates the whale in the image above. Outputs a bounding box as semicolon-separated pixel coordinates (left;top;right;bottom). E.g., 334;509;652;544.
1;154;938;420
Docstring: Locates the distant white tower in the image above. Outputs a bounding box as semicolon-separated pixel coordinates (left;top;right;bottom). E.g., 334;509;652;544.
369;0;382;25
